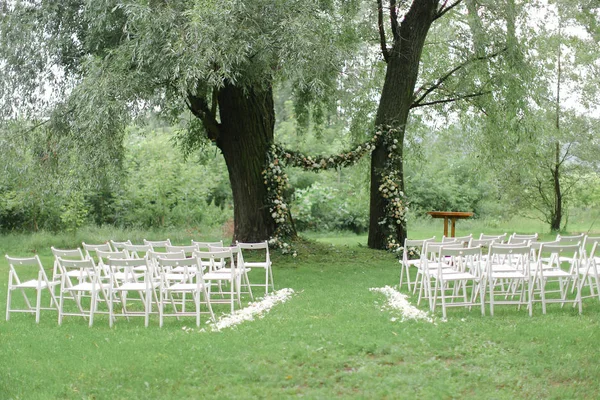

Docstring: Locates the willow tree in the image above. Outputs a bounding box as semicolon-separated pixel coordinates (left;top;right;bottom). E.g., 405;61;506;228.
367;0;490;248
0;0;353;241
463;0;600;232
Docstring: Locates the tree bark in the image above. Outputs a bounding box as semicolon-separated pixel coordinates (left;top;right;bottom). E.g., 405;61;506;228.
551;142;562;232
192;82;277;243
368;0;440;249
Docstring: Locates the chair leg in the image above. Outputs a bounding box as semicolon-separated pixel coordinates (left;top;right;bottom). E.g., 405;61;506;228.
35;286;43;324
6;288;11;322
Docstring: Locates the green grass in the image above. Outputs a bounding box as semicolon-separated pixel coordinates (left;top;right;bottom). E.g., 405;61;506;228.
1;227;600;399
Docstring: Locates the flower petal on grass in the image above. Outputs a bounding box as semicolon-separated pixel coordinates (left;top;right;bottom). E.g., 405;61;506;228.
370;286;434;323
210;288;295;331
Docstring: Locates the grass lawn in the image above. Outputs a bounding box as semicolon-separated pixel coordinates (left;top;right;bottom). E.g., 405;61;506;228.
1;227;600;399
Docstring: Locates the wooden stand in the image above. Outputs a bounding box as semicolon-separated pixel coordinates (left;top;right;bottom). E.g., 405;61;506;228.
427;211;474;237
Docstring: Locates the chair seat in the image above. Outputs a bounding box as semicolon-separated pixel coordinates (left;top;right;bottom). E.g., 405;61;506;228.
162;273;190;281
487;264;520;273
116;282;159;291
438;272;477;281
67;282;111;292
489;271;527;279
13;279;58;289
203;272;234;280
244;261;269;269
541;269;574;278
166;283;207;291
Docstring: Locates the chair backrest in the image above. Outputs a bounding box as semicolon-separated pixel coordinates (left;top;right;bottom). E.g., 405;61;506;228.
194;249;235;274
96;250;128;265
586;241;599;266
209;245;242;268
6;254;52;284
56;257;101;283
166;244;199;256
423;242;464;260
582;236;600;260
124;243;152;258
51;247;85;260
556;233;585;245
143;239;172;250
402;237;435;262
147;250;186;262
191;240;224;251
82;242;112;262
156;255;201;274
110;240;133;251
469;238;496;248
479;233;507;242
441;235;472;246
486;243;531;275
538;243;580;269
439;246;482;274
509;233;538;244
105;257;153;282
237;241;270;265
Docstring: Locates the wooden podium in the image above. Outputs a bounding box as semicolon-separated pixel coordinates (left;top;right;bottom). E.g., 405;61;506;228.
427;211;474;237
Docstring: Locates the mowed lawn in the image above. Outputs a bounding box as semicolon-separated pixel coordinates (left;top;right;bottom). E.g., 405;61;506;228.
1;232;600;399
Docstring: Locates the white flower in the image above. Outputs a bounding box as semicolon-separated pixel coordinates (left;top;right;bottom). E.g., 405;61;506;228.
370;286;433;323
210;289;295;331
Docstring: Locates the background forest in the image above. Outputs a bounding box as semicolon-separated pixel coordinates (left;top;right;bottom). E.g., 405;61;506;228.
1;0;600;238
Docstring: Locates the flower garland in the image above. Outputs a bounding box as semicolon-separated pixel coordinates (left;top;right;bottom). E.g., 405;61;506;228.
262;125;409;256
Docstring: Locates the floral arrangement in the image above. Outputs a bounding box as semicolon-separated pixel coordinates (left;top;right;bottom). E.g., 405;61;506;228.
262;125;409;256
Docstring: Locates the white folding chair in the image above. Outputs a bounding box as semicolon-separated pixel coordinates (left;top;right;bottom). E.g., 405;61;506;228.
156;255;215;327
430;246;483;319
105;257;160;327
237;241;274;294
209;245;254;301
399;237;435;292
197;249;240;313
57;258;110;327
482;243;532;316
51;247;87;302
575;237;600;303
532;243;582;314
147;250;188;281
6;255;59;323
415;242;464;305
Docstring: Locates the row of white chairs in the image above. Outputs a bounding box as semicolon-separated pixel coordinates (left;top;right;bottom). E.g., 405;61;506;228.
399;233;600;318
6;239;274;327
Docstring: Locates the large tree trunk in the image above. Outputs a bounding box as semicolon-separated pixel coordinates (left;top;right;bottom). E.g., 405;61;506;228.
215;83;277;242
368;0;439;249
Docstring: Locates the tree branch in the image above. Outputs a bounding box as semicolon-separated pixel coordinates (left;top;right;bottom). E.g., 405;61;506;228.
410;91;491;109
377;0;390;62
390;0;400;41
434;0;462;21
535;176;552;209
186;93;221;141
558;141;573;166
412;48;505;108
